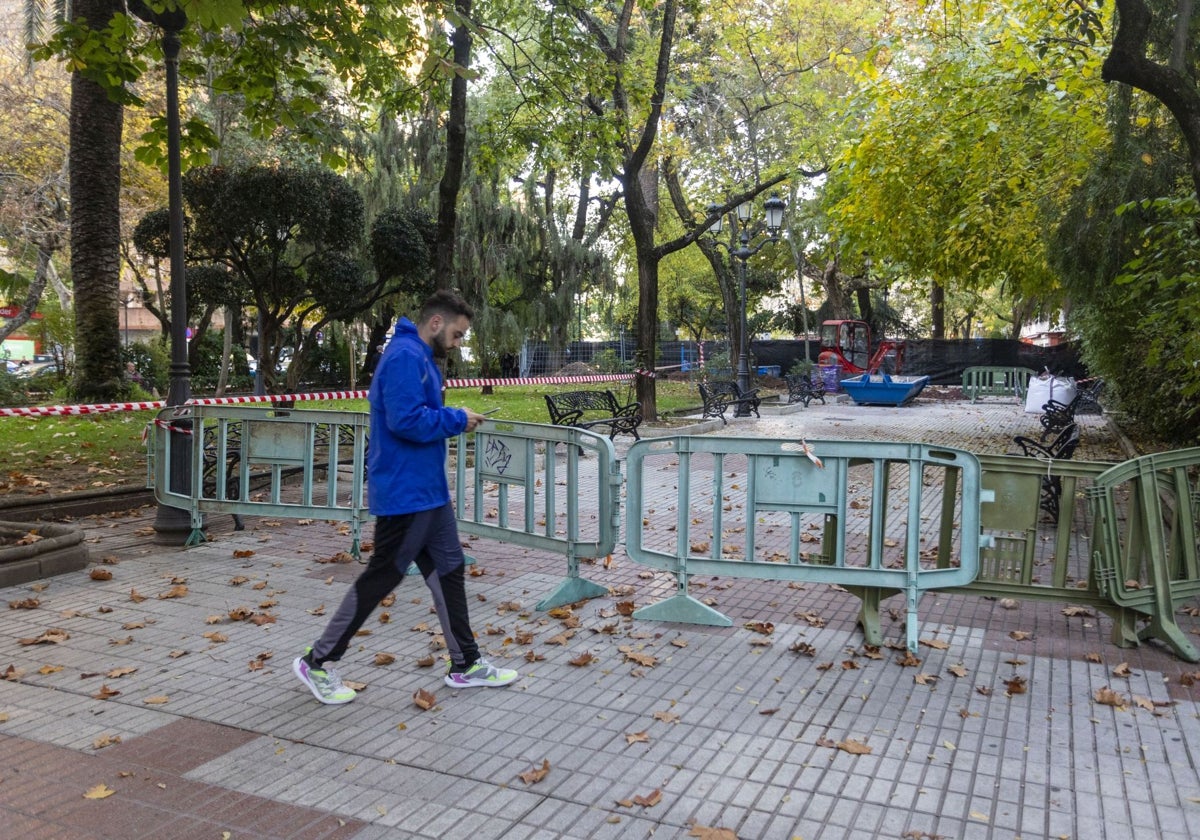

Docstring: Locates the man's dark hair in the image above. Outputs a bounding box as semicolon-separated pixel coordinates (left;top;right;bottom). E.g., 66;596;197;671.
418;289;474;323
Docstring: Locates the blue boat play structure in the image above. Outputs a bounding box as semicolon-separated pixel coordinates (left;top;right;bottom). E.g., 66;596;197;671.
839;372;931;406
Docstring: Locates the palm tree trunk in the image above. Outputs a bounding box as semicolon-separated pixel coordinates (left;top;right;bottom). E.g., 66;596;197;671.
69;0;127;401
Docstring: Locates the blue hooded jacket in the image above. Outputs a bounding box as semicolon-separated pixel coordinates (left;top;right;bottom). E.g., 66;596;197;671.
367;317;468;515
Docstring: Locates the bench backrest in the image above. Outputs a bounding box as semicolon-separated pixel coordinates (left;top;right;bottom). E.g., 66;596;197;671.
547;390;618;414
702;380;745;399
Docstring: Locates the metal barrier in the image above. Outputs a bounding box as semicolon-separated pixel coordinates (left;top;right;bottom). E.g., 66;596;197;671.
452;421;621;610
150;405;369;553
961;366;1035;402
1088;447;1200;662
623;436;989;653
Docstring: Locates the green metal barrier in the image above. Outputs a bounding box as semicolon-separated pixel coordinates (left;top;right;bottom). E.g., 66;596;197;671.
150;405;369;553
623;436;988;653
452;421;621;611
1088;447;1200;662
961;366;1035;402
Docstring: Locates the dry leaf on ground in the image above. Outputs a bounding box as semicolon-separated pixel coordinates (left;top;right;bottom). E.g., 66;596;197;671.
518;759;550;785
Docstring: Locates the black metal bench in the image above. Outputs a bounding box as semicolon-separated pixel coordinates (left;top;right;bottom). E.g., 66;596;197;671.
698;380;761;424
784;373;826;407
544;390;642;440
1039;378;1104;439
1013;422;1081;522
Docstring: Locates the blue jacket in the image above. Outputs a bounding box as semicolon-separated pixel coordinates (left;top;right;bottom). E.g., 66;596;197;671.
367;318;468;515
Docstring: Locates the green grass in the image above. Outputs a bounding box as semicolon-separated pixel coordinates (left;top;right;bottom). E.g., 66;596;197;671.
0;380;712;490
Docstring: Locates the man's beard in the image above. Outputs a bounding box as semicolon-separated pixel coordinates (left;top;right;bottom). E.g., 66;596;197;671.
431;330;451;359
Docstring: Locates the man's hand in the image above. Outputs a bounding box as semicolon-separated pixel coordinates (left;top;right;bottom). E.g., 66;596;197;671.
463;409;490;432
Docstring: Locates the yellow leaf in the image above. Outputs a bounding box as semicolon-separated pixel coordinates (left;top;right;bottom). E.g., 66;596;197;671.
83;784;116;800
142;695;170;705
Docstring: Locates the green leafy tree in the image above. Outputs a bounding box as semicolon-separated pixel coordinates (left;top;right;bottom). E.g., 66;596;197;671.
179;163;365;392
818;1;1108;337
34;0;430;401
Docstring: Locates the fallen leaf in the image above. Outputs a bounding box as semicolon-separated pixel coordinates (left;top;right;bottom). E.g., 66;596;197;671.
92;734;121;749
7;598;40;610
38;664;63;675
1112;662;1133;678
1004;676;1027;695
914;673;939;685
919;638;949;650
947;664;969;677
518;759;550;785
623;651;657;668
632;788;662;807
569;651;595;667
1009;630;1033;641
202;632;228;644
413;688;436;710
1062;605;1094;617
143;695;170;705
83;784;116;800
744;620;774;635
106;667;137;679
653;709;681;724
93;684;120;700
836;738;872;755
687;825;737;840
373;653;397;667
18;629;69;646
129;589;146;603
233;549;255;558
1093;686;1128;709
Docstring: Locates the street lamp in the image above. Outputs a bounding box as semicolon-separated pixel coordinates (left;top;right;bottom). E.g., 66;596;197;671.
122;292;135;346
706;194;786;415
149;9;193;544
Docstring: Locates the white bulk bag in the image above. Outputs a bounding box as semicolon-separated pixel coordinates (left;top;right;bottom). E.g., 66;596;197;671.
1024;375;1077;413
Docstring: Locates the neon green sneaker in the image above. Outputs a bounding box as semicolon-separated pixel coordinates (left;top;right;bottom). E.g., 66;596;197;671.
293;648;356;704
444;656;518;688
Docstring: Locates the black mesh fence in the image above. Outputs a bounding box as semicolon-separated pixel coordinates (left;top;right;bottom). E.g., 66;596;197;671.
518;338;1087;385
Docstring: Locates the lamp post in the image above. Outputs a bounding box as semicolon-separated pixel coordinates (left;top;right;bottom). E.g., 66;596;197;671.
706;194;786;415
122;292;135;346
150;9;193;544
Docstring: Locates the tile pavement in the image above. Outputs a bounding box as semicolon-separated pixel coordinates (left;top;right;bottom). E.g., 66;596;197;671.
1;394;1199;839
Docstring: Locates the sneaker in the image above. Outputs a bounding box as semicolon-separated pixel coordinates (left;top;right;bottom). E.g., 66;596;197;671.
444;656;518;688
293;648;356;704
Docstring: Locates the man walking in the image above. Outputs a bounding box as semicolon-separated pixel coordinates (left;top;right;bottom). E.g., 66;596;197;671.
293;290;517;704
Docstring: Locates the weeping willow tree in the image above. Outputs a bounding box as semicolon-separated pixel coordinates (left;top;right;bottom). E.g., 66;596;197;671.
454;172;613;384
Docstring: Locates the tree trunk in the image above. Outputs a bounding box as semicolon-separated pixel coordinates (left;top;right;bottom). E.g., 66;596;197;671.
930;280;945;339
1103;0;1200;198
69;0;126;401
435;0;472;285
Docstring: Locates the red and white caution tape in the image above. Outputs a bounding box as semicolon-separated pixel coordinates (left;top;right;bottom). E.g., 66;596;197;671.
0;374;646;418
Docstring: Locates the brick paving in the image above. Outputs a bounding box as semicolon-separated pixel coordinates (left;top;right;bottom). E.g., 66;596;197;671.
1;394;1198;839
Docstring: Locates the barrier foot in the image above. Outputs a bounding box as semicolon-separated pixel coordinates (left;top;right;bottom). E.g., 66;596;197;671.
536;576;607;611
845;585;896;647
183;528;207;548
1140;618;1200;663
633;595;732;627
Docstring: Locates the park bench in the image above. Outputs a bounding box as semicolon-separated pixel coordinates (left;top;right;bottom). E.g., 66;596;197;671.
543;389;642;440
1013;422;1081;522
1039;378;1104;439
961;366;1034;402
698;380;762;424
784;373;826;407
